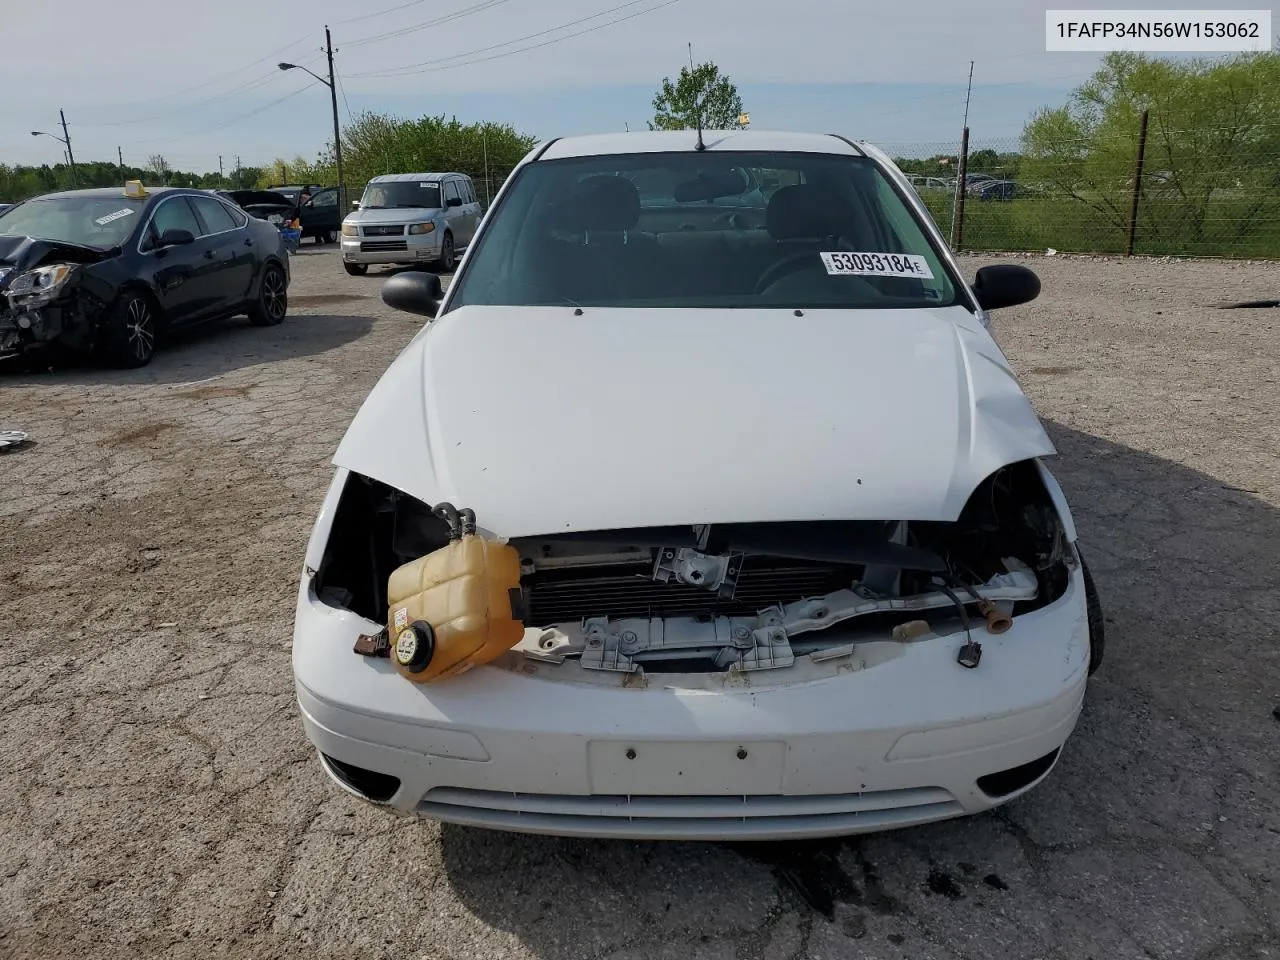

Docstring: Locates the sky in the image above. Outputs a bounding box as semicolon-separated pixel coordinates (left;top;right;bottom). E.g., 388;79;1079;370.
4;0;1276;173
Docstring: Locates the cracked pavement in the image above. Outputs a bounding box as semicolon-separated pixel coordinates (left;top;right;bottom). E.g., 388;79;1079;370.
1;248;1277;959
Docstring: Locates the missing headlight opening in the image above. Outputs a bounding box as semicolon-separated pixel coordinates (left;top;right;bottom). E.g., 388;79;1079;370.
316;459;1072;678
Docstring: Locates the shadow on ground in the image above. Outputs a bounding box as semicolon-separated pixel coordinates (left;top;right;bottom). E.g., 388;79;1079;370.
437;421;1280;959
0;312;374;386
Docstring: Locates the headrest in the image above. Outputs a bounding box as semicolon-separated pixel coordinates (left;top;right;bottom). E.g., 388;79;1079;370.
562;175;641;233
766;185;840;240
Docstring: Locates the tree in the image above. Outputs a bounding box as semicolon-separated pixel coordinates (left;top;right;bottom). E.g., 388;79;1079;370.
649;61;745;131
326;112;538;204
146;154;170;185
1021;51;1280;245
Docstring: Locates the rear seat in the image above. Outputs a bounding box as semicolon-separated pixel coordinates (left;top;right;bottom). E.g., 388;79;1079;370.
654;229;779;297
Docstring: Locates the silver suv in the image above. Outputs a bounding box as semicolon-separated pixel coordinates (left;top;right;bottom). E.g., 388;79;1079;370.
340;172;480;276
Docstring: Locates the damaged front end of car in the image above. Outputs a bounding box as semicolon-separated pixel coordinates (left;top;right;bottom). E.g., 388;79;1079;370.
0;236;114;361
312;456;1082;682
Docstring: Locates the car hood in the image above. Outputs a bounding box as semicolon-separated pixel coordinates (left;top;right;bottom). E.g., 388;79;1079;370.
347;206;442;225
0;235;114;288
332;304;1056;539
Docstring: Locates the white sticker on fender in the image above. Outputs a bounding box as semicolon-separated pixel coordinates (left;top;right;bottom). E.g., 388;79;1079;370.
820;251;934;280
94;208;136;226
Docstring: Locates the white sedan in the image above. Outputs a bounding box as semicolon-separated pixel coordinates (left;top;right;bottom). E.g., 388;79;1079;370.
292;130;1105;841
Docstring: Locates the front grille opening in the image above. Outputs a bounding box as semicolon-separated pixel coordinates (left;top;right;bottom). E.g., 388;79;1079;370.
525;557;857;625
321;753;401;803
975;748;1060;798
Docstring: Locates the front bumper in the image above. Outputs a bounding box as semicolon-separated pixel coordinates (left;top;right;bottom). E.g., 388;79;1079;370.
0;302;68;358
292;561;1091;841
341;232;442;265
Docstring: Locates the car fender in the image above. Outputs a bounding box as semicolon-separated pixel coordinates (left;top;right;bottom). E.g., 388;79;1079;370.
1034;458;1078;543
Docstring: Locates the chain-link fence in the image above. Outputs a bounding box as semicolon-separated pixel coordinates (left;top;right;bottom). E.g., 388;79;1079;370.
883;120;1280;259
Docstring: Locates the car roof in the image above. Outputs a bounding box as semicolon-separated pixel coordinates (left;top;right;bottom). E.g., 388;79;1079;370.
26;186;192;202
367;172;469;183
536;130;868;161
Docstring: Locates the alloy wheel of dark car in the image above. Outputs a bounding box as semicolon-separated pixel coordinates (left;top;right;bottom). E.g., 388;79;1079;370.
248;264;288;327
439;234;455;272
100;292;158;369
124;298;156;364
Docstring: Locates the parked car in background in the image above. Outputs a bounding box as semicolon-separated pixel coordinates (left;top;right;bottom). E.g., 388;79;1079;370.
293;130;1104;842
971;180;1018;202
224;189;297;223
0;184;290;367
340;172;480;275
266;184;342;244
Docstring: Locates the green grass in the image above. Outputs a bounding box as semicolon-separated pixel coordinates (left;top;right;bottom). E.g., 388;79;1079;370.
915;190;1280;259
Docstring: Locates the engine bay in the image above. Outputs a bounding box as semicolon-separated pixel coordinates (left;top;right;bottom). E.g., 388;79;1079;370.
314;458;1073;675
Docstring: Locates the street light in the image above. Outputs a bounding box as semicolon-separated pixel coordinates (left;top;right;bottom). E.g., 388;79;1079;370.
31;108;77;187
279;26;346;211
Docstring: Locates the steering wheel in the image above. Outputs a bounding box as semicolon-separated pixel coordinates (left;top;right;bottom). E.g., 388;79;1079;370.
755;251;826;294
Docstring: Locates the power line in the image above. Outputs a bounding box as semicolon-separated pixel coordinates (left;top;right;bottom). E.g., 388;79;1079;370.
341;0;520;50
348;0;679;79
77;53;327;129
74;35;315;123
130;84;314;145
332;0;431;26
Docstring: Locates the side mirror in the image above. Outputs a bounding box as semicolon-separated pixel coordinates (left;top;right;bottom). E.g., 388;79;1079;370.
382;271;444;319
351;200;361;208
446;196;463;208
157;228;195;248
971;264;1040;311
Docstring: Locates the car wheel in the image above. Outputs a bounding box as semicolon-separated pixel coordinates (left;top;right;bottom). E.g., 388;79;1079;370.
1079;549;1105;676
248;262;288;327
324;230;337;245
344;262;368;276
101;291;158;368
438;233;455;272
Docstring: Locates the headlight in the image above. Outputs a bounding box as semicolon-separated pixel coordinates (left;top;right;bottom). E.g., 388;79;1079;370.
341;222;358;237
408;223;436;236
7;263;75;302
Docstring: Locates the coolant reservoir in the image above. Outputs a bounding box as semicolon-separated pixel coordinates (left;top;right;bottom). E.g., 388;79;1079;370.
385;505;525;683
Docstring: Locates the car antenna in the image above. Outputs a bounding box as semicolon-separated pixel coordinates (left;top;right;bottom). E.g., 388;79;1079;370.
689;43;706;152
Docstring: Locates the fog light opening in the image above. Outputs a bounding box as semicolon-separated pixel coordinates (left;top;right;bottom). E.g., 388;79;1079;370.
320;752;401;803
976;748;1061;799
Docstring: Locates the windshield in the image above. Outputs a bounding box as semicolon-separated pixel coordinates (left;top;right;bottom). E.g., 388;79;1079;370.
360;181;441;210
0;196;145;249
446;151;960;311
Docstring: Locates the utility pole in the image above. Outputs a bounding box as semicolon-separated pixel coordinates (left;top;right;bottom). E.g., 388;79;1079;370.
59;108;78;187
949;61;974;247
118;146;125;182
688;42;694;70
234;155;241;188
325;25;347;211
219;155;224;184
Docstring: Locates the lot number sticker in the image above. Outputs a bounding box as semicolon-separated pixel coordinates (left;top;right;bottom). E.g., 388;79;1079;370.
94;208;136;226
821;251;934;280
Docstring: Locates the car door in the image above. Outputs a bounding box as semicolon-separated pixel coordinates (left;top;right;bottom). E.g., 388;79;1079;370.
460;178;481;244
137;195;213;327
302;187;340;236
189;194;256;310
441;179;467;246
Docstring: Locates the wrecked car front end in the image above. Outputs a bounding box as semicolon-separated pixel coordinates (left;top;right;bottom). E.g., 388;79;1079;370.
0;236;114;361
290;302;1102;842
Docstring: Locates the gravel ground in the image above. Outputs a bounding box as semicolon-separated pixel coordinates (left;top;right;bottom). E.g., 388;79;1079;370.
1;248;1277;960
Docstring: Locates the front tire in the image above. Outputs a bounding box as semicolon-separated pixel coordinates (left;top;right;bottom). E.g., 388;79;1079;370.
248;262;288;327
437;233;455;273
101;292;158;368
344;262;368;276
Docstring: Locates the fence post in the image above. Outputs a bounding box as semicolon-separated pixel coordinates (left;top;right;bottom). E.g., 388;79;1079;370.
951;127;970;252
1125;109;1150;257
